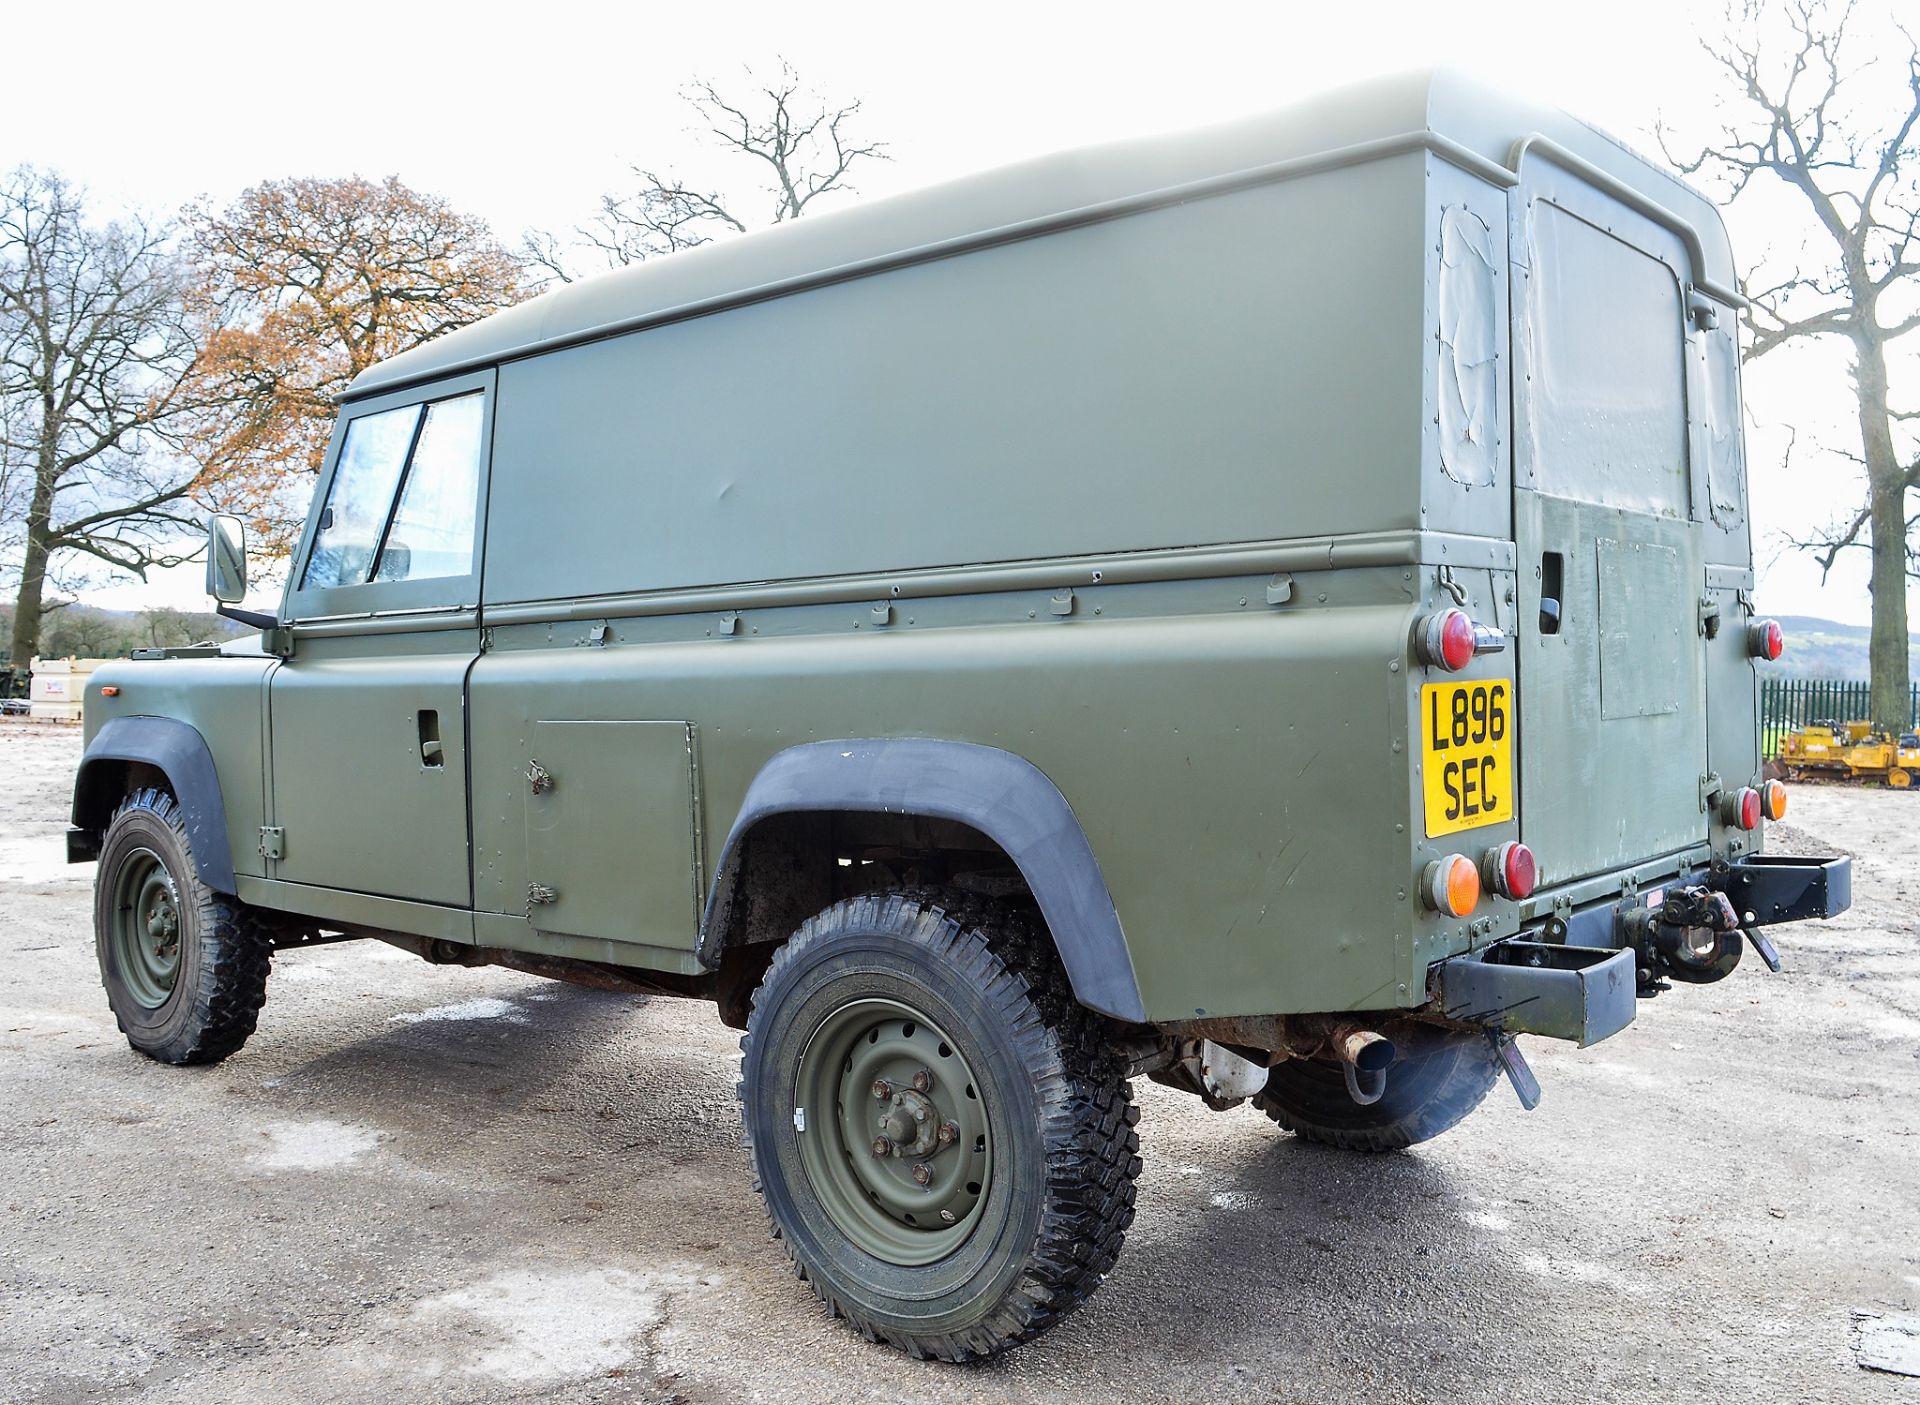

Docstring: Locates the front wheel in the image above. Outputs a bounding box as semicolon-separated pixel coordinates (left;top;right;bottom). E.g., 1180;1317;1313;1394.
739;891;1140;1361
1254;1030;1499;1152
94;788;272;1065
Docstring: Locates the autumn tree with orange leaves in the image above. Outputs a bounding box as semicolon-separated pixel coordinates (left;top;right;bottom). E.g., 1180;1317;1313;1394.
184;176;528;550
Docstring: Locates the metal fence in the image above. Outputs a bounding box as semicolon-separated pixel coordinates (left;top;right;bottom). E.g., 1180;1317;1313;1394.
1760;677;1920;757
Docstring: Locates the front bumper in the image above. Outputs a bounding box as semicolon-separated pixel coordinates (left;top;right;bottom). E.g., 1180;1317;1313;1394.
1433;852;1852;1047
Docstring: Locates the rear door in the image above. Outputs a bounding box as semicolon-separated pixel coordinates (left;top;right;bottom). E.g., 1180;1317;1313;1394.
1509;163;1711;887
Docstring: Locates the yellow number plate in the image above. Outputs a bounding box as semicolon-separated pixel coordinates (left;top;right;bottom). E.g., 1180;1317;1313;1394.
1421;680;1514;837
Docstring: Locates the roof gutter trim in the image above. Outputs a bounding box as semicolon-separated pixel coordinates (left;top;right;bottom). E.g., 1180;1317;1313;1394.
1507;134;1748;309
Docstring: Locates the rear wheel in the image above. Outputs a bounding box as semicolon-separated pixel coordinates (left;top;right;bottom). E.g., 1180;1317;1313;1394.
739;890;1139;1361
94;788;272;1065
1254;1030;1499;1152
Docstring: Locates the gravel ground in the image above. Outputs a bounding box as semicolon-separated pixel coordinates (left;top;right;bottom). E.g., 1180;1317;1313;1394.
2;716;1917;1404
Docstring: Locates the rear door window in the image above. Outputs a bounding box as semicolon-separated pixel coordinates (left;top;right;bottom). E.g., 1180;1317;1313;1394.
1527;202;1690;517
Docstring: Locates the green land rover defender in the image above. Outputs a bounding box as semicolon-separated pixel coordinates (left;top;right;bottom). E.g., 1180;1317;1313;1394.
71;69;1850;1360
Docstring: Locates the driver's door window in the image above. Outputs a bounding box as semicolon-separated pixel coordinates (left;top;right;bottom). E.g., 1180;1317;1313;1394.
301;393;485;593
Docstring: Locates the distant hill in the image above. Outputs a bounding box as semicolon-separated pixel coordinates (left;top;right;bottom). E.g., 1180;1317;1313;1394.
1762;616;1920;683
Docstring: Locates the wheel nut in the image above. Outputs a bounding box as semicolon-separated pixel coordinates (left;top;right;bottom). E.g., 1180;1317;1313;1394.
870;1079;892;1100
936;1120;959;1147
870;1137;891;1157
913;1108;927;1123
911;1068;933;1093
911;1162;933;1186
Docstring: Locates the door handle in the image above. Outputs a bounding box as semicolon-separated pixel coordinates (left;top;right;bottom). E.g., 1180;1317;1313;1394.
417;710;444;767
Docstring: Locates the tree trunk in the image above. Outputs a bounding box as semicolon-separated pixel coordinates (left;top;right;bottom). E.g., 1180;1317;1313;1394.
8;512;52;669
8;411;59;669
1865;475;1911;732
1855;334;1913;733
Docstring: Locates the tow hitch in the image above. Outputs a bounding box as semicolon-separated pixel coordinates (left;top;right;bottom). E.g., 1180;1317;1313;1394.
1623;884;1747;992
1431;853;1850;1111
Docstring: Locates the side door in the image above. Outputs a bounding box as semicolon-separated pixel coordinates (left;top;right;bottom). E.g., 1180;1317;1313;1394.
267;370;494;909
1508;160;1711;887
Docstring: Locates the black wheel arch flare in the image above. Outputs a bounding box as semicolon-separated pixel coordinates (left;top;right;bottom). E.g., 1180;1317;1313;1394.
699;739;1146;1023
72;715;237;895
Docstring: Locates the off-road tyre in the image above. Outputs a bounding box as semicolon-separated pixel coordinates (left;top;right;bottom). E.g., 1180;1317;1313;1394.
1254;1030;1499;1152
739;889;1140;1361
94;788;271;1065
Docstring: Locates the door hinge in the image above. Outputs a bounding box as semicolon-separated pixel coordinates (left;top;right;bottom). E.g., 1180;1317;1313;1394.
1685;287;1720;330
258;826;285;860
1697;595;1722;639
1699;772;1722;813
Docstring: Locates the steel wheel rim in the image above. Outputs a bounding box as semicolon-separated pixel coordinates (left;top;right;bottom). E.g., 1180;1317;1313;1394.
794;996;994;1266
112;846;182;1008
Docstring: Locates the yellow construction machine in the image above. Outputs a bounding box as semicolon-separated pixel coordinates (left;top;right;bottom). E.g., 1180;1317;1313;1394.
1775;720;1920;789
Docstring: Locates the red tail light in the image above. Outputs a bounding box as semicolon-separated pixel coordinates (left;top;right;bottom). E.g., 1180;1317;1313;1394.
1722;786;1762;831
1417;609;1477;672
1747;619;1784;661
1482;841;1537;900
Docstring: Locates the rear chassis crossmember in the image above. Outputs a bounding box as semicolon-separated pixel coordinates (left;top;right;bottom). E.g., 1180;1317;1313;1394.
1433;853;1851;1047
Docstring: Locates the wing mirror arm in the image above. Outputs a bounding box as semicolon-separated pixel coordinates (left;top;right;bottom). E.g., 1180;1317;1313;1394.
217;602;281;631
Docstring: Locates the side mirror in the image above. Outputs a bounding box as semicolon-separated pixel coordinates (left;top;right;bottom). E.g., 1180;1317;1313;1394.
206;513;248;603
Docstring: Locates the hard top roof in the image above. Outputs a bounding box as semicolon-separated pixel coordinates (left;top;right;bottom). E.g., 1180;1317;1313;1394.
349;67;1734;401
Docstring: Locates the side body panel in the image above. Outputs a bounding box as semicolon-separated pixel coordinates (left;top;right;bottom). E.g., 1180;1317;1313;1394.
481;160;1430;606
464;150;1442;1021
469;580;1422;1022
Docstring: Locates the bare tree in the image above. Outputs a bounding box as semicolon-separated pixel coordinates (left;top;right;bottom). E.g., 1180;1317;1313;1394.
1663;0;1920;729
0;168;220;667
531;62;888;281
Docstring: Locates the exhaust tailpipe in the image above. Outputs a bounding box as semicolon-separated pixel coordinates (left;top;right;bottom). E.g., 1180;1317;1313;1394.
1332;1025;1395;1106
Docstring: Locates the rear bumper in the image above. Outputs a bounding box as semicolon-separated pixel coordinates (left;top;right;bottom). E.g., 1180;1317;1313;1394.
1437;941;1636;1048
1717;852;1851;925
1433;852;1851;1047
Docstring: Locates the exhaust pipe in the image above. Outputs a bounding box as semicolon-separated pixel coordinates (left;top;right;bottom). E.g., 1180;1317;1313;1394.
1332;1025;1396;1106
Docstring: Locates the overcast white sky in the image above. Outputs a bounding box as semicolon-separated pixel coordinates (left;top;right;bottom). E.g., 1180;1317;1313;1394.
5;0;1915;624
